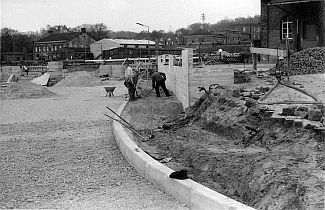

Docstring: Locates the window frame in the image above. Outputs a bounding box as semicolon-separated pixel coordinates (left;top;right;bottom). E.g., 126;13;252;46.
281;16;293;40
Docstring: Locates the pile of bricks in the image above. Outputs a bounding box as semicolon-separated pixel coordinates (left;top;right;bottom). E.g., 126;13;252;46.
271;47;325;76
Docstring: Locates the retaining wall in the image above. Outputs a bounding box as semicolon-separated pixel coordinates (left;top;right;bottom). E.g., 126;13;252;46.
113;101;256;210
158;49;234;108
98;64;125;78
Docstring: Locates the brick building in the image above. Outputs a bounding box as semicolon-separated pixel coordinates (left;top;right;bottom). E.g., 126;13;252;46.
230;23;261;46
260;0;325;51
34;28;96;60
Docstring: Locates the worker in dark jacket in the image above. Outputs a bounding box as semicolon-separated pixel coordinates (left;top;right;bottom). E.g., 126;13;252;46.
151;71;170;97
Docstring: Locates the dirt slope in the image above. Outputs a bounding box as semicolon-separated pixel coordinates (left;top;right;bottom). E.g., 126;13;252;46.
123;74;325;210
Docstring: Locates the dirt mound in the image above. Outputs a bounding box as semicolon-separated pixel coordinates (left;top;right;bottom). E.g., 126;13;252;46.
55;71;104;87
0;82;56;100
124;86;324;210
271;47;325;75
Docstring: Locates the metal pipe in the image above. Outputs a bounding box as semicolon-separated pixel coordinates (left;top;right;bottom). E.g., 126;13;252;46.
104;114;149;142
106;106;134;129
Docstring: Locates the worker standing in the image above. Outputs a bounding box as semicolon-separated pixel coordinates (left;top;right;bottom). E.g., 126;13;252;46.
151;71;170;97
123;60;137;101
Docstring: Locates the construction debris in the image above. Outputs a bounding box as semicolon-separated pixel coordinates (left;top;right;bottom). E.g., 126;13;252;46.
270;47;325;75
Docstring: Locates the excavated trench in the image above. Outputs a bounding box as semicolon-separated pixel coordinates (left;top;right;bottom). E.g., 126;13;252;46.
122;89;324;210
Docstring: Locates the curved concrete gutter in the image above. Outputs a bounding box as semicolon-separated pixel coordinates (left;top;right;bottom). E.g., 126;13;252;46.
113;101;256;210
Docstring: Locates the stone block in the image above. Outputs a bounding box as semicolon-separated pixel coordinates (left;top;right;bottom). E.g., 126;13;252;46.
270;116;285;124
284;119;294;127
282;106;297;116
308;109;323;121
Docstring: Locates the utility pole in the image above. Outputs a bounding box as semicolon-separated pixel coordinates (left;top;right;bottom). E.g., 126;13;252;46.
201;13;206;24
136;22;150;61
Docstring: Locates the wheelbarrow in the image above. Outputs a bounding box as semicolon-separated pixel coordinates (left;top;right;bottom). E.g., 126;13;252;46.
104;86;116;97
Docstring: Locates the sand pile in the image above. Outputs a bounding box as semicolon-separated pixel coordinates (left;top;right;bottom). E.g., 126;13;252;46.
55;71;104;87
0;82;56;100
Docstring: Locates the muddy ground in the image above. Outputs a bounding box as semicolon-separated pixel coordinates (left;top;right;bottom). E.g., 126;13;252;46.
122;73;325;210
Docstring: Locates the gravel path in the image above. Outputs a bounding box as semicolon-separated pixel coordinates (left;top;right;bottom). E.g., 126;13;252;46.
0;81;187;209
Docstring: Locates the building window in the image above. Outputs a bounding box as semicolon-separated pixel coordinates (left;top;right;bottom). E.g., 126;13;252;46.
282;16;293;39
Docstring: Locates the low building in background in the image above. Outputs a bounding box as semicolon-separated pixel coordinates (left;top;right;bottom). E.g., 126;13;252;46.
33;28;96;61
90;39;163;59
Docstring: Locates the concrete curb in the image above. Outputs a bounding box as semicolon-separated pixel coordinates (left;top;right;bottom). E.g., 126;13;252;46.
113;101;256;210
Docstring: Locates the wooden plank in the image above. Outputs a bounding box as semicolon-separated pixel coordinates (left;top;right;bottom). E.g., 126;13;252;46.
250;47;287;57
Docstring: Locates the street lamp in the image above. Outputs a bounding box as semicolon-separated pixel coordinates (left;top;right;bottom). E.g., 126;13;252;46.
136;22;150;61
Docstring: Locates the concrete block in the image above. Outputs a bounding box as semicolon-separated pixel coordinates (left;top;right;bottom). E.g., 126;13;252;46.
282;106;297;116
145;161;173;188
270;115;285;124
162;176;192;205
132;149;153;177
284;119;294;128
190;182;255;210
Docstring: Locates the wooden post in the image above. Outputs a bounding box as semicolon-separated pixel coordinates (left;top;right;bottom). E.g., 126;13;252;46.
285;37;290;81
252;53;257;70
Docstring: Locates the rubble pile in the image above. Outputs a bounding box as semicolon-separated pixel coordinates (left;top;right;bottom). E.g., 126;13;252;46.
234;69;252;84
271;47;325;75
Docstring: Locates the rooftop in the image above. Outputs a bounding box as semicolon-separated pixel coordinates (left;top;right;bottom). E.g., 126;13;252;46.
36;32;81;42
100;39;156;45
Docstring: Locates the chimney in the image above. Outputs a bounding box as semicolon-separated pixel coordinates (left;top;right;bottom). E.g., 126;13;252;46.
81;28;86;33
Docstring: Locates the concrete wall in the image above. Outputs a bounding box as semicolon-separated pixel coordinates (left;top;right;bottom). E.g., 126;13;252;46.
98;64;125;78
158;49;191;109
158;49;234;109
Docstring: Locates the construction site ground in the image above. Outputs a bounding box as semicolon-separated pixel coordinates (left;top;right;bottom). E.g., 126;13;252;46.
0;72;187;209
122;71;325;210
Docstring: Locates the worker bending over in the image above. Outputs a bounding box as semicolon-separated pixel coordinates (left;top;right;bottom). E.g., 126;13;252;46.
151;71;170;97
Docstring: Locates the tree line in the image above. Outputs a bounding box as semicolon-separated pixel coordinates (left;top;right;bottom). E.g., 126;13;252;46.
1;15;260;54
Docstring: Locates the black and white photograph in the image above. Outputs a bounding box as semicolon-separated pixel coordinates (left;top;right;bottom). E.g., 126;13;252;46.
1;0;324;209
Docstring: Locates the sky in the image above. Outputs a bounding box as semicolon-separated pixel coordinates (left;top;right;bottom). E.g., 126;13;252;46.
1;0;260;33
